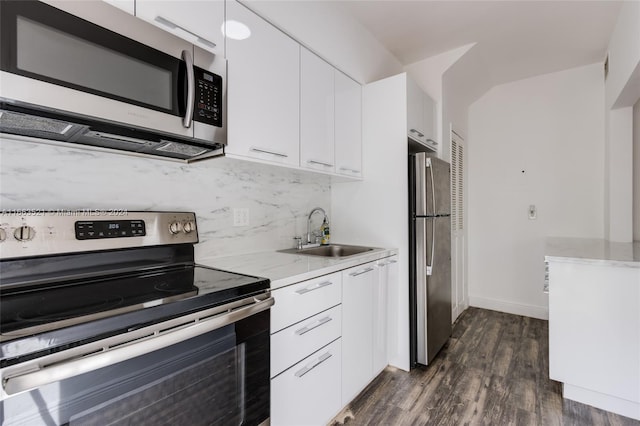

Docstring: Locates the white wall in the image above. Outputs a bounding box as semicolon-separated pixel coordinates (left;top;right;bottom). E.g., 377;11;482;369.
605;1;640;110
241;0;403;83
405;44;474;152
442;45;494;162
467;63;605;320
0;138;331;260
634;99;640;241
604;1;640;242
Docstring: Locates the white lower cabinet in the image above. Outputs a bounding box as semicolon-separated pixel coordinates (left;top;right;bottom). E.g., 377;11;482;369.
341;263;375;405
271;305;342;377
373;256;397;374
271;257;394;425
271;339;342;426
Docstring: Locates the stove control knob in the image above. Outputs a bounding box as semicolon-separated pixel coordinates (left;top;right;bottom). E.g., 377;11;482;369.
0;228;6;242
182;221;196;234
168;221;183;235
14;225;36;241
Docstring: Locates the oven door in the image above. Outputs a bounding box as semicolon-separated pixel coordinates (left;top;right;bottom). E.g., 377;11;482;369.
0;0;225;145
0;295;272;426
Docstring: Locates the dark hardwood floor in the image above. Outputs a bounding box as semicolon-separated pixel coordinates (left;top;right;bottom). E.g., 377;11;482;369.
331;307;639;426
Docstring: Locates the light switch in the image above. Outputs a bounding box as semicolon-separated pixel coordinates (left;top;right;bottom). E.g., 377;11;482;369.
528;204;537;220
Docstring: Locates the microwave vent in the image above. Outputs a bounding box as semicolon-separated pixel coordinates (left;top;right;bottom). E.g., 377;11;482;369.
0;109;79;140
156;141;209;157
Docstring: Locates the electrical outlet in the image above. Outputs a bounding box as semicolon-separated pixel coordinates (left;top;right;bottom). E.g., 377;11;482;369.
233;208;250;227
528;204;537;220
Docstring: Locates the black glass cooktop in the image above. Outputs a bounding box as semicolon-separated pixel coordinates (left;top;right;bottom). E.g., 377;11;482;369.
0;265;269;364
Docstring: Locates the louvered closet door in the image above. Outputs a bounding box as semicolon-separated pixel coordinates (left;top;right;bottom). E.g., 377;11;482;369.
451;129;466;321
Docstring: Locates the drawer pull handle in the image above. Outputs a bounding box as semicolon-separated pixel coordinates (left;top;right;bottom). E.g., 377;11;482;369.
410;129;425;138
250;147;289;158
307;159;334;168
295;280;333;295
339;166;361;174
295;316;332;336
294;352;332;378
349;267;374;277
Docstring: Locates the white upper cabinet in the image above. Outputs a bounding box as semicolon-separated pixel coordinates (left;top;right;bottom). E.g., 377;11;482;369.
407;75;437;151
300;48;335;173
407;76;425;143
225;1;300;167
422;93;436;143
135;1;224;55
101;0;134;15
335;71;362;178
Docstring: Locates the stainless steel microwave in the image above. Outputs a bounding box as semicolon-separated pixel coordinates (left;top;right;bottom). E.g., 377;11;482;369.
0;0;226;162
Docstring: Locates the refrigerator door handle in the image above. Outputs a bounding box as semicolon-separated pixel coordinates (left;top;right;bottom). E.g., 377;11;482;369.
426;159;436;276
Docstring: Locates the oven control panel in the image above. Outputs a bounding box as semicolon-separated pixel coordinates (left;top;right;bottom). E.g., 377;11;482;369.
75;220;146;240
0;211;198;259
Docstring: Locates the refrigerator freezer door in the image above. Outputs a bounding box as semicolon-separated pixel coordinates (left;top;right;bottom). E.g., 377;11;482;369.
430;156;451;216
414;153;427;216
414;153;451;217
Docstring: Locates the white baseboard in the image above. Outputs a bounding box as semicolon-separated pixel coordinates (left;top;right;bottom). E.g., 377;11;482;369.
563;384;640;421
468;295;548;320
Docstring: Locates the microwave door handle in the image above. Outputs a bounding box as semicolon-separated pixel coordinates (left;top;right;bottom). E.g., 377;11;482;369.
181;49;195;129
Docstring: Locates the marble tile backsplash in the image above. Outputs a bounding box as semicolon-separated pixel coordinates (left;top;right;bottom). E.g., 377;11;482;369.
0;138;331;259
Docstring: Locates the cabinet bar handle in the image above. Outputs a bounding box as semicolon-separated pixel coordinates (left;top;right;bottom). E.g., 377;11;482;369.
295;280;333;295
349;267;374;277
307;159;334;167
426;139;438;145
294;352;332;378
250;147;289;158
154;16;217;49
339;166;361;174
410;128;424;138
295;316;332;336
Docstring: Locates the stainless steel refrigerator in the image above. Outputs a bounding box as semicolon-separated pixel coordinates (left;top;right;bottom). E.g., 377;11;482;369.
409;152;452;366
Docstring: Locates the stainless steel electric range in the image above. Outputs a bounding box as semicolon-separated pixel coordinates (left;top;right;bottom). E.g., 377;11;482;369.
0;211;272;426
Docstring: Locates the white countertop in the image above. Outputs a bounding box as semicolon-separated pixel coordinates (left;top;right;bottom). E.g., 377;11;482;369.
545;237;640;268
198;246;398;289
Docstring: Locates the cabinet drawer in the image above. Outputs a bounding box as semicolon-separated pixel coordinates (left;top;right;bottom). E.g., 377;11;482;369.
271;305;341;377
271;339;342;426
271;272;342;332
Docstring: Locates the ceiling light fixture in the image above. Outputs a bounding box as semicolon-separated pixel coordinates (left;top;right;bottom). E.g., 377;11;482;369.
222;20;251;41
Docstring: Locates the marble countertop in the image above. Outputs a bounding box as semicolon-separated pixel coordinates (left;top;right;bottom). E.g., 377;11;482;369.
545;237;640;268
198;246;398;289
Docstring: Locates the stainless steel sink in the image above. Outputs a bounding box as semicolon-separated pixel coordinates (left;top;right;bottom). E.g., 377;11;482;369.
279;244;374;258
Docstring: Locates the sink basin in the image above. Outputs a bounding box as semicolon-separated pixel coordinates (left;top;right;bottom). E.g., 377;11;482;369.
279;244;374;258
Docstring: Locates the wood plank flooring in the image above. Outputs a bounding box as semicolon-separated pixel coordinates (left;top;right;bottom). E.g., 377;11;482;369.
330;307;639;426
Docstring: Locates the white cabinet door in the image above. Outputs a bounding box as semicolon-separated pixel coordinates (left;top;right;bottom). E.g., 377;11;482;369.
101;0;134;15
341;262;375;405
406;76;425;143
271;339;342;426
335;71;362;178
422;93;436;143
135;1;224;55
226;1;300;167
300;48;335;173
373;256;397;374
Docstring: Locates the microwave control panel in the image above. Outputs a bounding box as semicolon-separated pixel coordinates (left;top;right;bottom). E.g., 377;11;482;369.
194;67;222;128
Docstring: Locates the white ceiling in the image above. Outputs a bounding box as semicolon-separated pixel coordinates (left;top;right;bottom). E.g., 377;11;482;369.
335;0;622;85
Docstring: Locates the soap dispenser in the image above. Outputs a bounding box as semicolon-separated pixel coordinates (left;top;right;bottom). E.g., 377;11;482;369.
320;218;330;245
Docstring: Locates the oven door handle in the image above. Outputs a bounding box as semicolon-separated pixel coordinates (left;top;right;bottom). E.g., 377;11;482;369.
2;295;274;396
